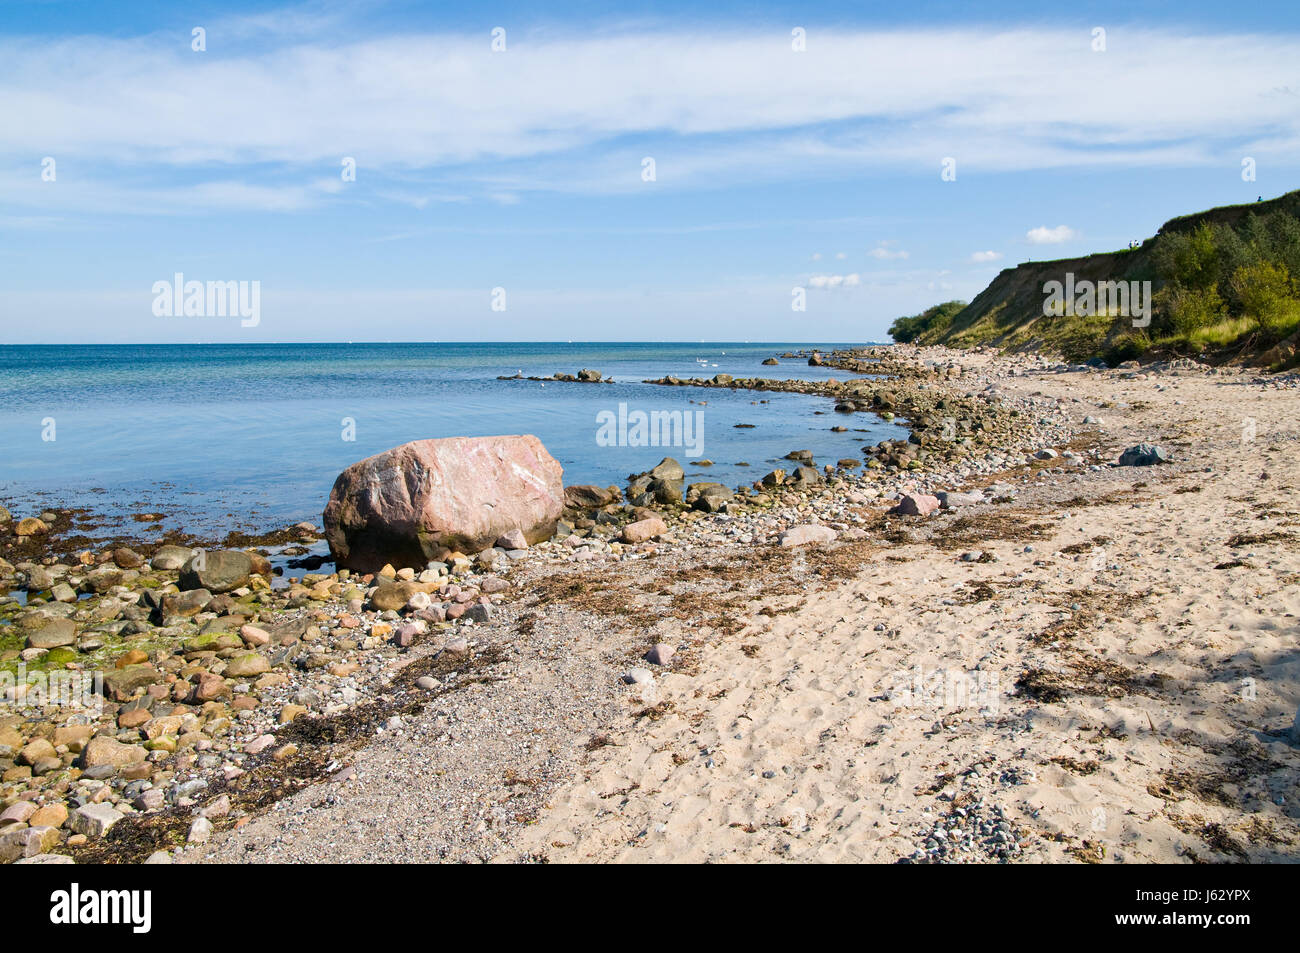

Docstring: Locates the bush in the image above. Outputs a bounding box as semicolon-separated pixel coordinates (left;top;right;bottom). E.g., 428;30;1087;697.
1155;284;1226;336
888;300;967;343
1230;260;1295;332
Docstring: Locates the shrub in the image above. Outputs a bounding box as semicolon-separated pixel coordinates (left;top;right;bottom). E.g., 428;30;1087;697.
1155;284;1226;335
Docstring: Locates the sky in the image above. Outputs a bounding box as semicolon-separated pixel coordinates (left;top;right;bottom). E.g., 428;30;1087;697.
2;0;1299;344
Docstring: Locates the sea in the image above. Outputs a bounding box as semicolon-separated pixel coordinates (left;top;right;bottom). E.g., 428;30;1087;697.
0;342;902;539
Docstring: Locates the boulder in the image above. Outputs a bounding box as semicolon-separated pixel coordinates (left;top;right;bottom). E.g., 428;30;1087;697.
622;517;668;544
14;517;48;537
25;617;76;650
894;493;941;517
80;735;147;770
101;664;163;701
563;485;620;509
179;550;252;593
779;525;838;547
151;545;196;571
1118;444;1169;467
323;435;564;572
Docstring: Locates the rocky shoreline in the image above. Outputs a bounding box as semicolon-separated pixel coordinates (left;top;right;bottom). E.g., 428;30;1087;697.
2;344;1276;864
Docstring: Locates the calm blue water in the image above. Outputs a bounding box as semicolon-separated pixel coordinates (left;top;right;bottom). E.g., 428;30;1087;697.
0;343;900;539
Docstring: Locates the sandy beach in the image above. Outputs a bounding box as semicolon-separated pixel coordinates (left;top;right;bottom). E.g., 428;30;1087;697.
91;346;1294;865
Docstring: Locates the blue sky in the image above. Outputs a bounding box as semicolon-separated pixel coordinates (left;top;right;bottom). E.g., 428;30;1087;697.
2;0;1299;343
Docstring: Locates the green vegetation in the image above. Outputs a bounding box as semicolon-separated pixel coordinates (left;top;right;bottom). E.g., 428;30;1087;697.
887;191;1300;368
887;300;967;344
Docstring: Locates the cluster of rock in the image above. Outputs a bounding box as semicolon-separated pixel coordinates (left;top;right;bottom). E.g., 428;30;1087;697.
496;368;609;382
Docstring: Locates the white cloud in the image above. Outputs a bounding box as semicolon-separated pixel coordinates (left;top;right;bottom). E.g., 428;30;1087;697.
1026;225;1078;245
868;241;909;260
809;273;861;289
0;23;1297;209
969;250;1003;262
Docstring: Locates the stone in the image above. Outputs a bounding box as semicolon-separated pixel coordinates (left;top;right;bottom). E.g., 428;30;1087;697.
623;667;654;686
463;603;491;624
563;485;619;509
25;617;77;649
0;825;60;863
1034;449;1059;460
18;738;58;765
101;664;163;700
224;653;270;678
187;817;212;844
116;649;149;668
144;851;172;864
0;801;37;825
69;802;124;838
649;457;685;484
1118;444;1169;467
323;435;565;572
239;624;271;646
29;803;68;828
15;517;49;537
278;704;308;724
622;517;668;544
112;547;145;569
495;528;528;550
52;725;94;751
894;493;941;517
80;735;147;770
151;545;196;571
645;643;675;666
779;524;838;547
180;550;252;593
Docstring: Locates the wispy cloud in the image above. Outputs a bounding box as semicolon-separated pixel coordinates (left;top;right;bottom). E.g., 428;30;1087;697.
1;22;1298;213
969;250;1003;262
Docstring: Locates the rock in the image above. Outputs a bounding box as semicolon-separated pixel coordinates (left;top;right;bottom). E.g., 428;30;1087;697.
622;517;668;544
150;545;196;571
564;485;619;509
116;648;148;668
180;550;252;593
576;368;602;382
0;825;60;863
894;493;941;517
645;643;675;666
193;673;229;702
323;435;565;572
1118;444;1169;467
69;803;124;838
936;490;982;510
779;525;838;547
416;676;439;690
224;653;270;678
51;582;78;603
686;482;733;512
112;547;145;569
144;851;172;864
101;664;163;701
239;624;271;646
762;469;786;487
463;603;491;624
0;505;8;524
187;817;212;844
25;617;76;649
28;803;68;828
494;528;528;550
15;517;49;537
649;457;685;484
623;667;654;686
159;588;213;619
1034;449;1059;460
18;738;57;765
370;582;420;612
0;801;37;825
279;704;308;724
762;357;779;365
80;735;147;770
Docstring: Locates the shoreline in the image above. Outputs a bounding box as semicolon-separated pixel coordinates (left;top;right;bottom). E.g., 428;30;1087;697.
3;346;1298;864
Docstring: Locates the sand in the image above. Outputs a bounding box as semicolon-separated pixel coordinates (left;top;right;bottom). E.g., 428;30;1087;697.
507;350;1300;863
184;347;1300;864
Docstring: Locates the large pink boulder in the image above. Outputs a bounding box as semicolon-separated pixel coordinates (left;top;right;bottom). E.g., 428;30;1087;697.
323;435;564;571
